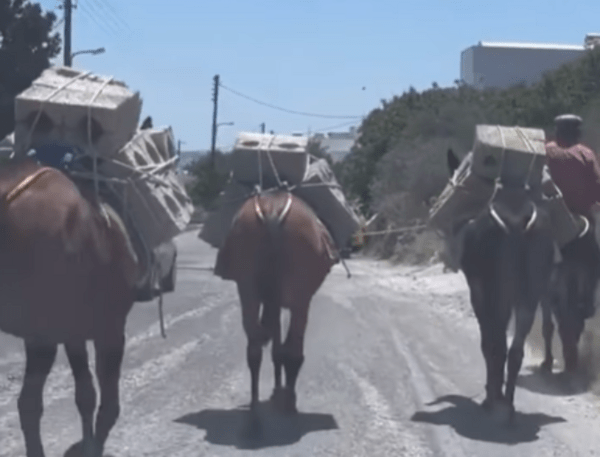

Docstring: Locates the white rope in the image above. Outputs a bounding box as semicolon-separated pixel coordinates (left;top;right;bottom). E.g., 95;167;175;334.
489;125;508;202
87;75;114;201
23;70;93;154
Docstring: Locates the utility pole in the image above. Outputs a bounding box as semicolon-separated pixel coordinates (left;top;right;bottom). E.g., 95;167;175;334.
63;0;73;67
260;123;265;133
210;74;219;169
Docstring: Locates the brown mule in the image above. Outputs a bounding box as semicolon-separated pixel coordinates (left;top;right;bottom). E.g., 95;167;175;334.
0;159;138;457
214;189;338;419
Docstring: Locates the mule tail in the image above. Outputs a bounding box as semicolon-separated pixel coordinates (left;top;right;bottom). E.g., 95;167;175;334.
254;192;292;346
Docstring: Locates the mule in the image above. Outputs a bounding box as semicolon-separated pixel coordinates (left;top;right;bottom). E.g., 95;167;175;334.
0;158;138;457
446;148;555;422
540;215;600;374
214;189;338;418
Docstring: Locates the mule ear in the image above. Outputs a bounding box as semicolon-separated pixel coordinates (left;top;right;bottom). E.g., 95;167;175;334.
447;148;460;176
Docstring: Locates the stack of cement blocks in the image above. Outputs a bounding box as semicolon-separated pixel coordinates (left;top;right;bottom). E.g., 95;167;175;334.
100;127;194;249
429;125;549;269
13;66;193;249
200;132;362;250
13;66;142;158
230;132;310;187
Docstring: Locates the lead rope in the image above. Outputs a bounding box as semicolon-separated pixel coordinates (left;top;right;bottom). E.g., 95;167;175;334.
158;281;166;338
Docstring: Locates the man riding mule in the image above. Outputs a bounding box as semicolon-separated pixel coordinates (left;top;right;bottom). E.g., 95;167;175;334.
214;185;339;421
0;157;139;457
540;114;600;374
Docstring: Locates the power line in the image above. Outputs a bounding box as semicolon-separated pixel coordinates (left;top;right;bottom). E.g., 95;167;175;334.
219;83;363;120
82;0;120;36
313;120;360;133
78;1;119;38
96;0;131;31
88;0;123;34
90;0;130;32
52;17;65;31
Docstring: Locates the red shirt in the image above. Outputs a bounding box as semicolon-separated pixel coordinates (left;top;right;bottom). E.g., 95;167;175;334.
546;140;600;216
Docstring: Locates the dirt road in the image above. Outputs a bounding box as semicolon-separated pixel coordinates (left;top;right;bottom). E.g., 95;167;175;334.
1;230;600;456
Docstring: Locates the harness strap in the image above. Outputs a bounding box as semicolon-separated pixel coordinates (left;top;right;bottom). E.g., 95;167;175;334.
5;167;54;205
253;192;292;225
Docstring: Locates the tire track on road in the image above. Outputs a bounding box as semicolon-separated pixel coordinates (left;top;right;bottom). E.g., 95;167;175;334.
341;364;433;457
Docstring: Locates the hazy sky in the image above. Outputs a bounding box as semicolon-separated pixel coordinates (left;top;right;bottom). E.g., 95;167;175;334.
37;0;600;152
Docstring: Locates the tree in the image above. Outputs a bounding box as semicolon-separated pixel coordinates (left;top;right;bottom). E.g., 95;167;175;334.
0;0;61;139
306;137;334;166
185;150;230;210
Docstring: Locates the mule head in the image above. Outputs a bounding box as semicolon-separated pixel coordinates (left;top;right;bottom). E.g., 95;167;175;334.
487;182;544;235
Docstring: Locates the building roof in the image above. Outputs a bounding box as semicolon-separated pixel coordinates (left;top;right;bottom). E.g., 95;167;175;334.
478;41;585;51
316;132;358;163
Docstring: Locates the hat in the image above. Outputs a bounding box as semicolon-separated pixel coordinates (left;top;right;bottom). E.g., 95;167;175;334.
554;114;583;126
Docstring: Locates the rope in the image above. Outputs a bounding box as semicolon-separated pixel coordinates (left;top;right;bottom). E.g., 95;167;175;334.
87;75;114;201
22;70;93;154
360;224;428;236
514;126;540;189
157;282;166;338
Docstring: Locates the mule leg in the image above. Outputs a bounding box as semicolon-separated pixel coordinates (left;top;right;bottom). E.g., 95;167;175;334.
505;305;537;418
540;296;555;372
281;301;309;414
478;318;508;410
469;282;506;410
93;334;125;456
237;282;265;410
260;293;284;401
65;342;97;457
18;341;57;457
557;273;582;373
558;314;581;373
269;305;283;392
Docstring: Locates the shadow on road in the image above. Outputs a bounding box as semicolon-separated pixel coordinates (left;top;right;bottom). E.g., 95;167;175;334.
517;364;591;397
411;394;566;444
174;401;339;449
63;441;115;457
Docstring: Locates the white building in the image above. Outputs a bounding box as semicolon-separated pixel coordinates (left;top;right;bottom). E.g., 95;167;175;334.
311;127;359;163
460;33;600;90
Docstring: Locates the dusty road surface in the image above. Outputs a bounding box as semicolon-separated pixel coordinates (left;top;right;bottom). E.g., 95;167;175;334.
2;230;600;456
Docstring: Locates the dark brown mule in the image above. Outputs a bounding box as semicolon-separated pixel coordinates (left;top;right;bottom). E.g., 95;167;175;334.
447;149;555;423
0;159;138;457
214;189;338;418
540;216;600;374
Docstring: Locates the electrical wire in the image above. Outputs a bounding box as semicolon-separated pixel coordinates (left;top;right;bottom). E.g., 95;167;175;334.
219;83;362;119
313;120;360;133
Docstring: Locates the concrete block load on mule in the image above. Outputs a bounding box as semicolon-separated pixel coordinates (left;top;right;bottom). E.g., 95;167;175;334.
199;131;363;255
11;66;194;300
428;124;585;271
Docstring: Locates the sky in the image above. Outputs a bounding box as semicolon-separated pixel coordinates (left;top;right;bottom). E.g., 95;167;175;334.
36;0;600;152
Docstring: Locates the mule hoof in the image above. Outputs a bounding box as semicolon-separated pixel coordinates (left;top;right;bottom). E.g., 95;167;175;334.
564;362;578;374
480;397;493;412
490;398;514;425
540;359;553;373
269;387;286;410
282;388;298;415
